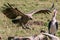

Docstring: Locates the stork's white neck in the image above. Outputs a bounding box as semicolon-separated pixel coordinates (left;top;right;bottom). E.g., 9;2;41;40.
52;15;56;25
52;18;56;25
52;9;57;24
53;9;57;18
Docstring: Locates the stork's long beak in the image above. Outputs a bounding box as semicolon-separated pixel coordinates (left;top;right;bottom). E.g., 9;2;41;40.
53;8;57;14
52;8;57;19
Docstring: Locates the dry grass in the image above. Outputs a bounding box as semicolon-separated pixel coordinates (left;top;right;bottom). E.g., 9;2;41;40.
0;0;60;40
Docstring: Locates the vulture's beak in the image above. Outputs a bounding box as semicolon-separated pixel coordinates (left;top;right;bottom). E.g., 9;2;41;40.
29;16;33;20
26;14;33;20
30;18;33;20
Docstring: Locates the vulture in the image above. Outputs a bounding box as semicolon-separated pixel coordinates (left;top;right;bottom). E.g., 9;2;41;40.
48;8;58;35
8;32;59;40
8;30;48;40
8;37;31;40
2;3;54;29
43;33;59;40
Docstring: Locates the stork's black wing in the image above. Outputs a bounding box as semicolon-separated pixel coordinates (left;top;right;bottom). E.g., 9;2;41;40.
55;22;58;30
48;21;52;30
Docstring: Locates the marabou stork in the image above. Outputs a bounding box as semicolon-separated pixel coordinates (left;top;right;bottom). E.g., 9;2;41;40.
48;8;58;35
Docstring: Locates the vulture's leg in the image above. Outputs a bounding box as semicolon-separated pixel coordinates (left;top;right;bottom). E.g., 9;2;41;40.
21;23;30;29
25;24;31;30
21;23;26;29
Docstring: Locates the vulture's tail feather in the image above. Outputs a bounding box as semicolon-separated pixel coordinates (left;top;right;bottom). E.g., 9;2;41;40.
12;19;20;24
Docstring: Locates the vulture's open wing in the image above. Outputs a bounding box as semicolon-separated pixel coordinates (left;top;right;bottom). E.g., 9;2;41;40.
2;3;26;19
27;3;55;16
7;3;26;16
27;8;51;16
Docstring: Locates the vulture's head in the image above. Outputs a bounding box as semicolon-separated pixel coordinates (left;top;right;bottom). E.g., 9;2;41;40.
28;16;33;20
25;14;33;20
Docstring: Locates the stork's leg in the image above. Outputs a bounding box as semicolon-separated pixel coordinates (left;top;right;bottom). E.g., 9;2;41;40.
48;30;52;40
54;34;55;36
